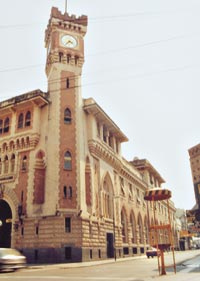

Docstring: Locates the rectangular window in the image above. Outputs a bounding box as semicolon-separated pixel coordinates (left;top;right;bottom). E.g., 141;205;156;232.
65;247;72;260
36;226;39;235
34;249;38;261
132;247;137;254
65;217;71;233
123;247;129;255
66;78;70;89
98;249;101;258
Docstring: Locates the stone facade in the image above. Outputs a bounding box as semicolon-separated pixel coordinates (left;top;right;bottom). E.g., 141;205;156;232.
0;7;176;263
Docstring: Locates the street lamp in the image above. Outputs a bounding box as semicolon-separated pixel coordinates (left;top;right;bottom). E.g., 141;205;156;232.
0;183;5;199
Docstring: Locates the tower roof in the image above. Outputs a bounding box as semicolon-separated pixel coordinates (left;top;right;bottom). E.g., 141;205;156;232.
49;7;88;26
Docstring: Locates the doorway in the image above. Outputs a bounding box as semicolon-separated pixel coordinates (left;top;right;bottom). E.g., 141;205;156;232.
0;200;12;247
106;233;114;258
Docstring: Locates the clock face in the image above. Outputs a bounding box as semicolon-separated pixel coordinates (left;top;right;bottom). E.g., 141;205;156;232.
61;35;77;48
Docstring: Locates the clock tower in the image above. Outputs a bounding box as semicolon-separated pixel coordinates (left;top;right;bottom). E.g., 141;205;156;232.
44;7;88;214
45;7;87;77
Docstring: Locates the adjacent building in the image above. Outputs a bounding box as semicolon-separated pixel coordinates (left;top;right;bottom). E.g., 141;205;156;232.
187;143;200;238
0;7;176;263
188;143;200;212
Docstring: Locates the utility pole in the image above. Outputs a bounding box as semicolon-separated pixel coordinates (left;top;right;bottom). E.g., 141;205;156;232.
65;0;67;13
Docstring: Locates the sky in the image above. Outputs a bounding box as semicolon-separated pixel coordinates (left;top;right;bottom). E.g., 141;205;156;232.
0;0;199;210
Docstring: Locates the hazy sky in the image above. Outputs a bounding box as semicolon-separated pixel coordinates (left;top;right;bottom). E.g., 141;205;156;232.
0;0;199;210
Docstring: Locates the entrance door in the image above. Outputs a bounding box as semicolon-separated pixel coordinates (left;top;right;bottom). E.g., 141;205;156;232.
0;200;12;248
106;233;114;258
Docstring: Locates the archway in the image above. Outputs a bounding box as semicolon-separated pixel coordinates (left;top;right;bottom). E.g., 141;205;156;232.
0;200;12;247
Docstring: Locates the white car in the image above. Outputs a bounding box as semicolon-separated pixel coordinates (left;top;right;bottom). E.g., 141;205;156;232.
0;248;27;272
146;247;160;258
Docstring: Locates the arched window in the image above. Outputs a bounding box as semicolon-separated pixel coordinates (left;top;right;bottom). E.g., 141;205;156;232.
64;151;72;170
144;216;149;244
4;118;9;133
64;108;72;124
11;154;15;173
68;186;72;198
138;214;143;244
22;156;27;171
18;113;24;128
67;54;71;63
63;186;67;198
102;174;113;219
4;155;9;174
66;78;70;89
0;119;3;134
75;56;79;65
25;111;31;127
59;52;63;62
121;209;128;243
130;213;136;244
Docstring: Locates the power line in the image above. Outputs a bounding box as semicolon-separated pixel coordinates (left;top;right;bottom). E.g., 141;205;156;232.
24;62;200;95
0;61;200;101
0;33;190;74
87;34;187;57
0;23;45;29
0;6;196;29
0;12;174;29
0;64;43;73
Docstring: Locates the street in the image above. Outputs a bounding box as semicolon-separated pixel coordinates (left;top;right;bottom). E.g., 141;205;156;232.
0;250;200;281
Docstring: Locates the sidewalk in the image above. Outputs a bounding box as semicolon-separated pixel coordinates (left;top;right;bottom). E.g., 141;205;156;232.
147;250;200;281
28;250;200;280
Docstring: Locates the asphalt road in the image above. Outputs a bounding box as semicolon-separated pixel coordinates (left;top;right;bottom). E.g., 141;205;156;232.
0;250;200;281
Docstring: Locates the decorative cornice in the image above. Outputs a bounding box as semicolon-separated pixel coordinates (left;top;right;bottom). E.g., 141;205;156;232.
88;139;121;170
88;139;147;189
0;90;49;110
120;162;147;189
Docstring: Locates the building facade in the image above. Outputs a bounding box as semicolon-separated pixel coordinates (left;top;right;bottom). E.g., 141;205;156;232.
0;7;176;263
187;143;200;238
188;143;200;210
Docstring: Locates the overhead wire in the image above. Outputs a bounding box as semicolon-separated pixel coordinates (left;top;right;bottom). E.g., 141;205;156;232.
0;59;200;101
0;33;192;74
0;5;197;29
2;60;193;99
0;8;199;98
0;10;179;29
